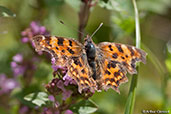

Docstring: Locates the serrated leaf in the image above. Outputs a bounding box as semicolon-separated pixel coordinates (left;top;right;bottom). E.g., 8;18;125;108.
70;99;98;114
0;6;16;17
24;92;49;106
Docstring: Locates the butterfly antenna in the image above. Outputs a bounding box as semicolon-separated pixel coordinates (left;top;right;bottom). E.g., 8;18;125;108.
58;20;86;38
90;23;103;38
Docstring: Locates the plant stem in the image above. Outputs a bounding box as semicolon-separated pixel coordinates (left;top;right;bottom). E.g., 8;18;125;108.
78;0;92;43
124;0;141;114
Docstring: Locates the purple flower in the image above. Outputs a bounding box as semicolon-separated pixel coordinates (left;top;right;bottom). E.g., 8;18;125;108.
30;21;40;34
21;21;49;44
48;95;55;102
51;58;67;73
57;80;65;91
10;61;17;68
64;110;73;114
62;90;73;101
11;54;25;77
19;106;29;114
21;37;29;43
0;74;19;95
51;58;76;86
13;54;23;63
63;74;76;86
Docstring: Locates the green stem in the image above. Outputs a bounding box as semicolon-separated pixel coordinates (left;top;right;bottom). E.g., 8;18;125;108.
124;0;141;114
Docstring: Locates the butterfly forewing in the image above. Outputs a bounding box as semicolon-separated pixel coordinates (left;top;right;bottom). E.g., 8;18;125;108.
32;35;97;93
32;35;83;66
98;42;147;74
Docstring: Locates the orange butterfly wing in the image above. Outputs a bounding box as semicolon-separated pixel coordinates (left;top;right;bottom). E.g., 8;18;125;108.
98;42;147;74
32;35;97;93
68;56;97;93
32;35;83;66
96;42;147;93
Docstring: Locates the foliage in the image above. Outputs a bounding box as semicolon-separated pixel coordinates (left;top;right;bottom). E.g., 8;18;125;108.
0;0;171;114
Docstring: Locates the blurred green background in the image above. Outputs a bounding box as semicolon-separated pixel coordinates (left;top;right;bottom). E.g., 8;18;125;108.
0;0;171;114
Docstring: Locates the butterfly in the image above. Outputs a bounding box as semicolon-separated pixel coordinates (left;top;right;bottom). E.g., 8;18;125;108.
32;33;147;93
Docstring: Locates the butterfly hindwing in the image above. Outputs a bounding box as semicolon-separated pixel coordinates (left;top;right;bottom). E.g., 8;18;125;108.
96;49;128;93
68;56;97;93
98;42;147;74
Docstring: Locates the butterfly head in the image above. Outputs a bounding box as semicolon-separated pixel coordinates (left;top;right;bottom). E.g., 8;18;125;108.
84;35;96;58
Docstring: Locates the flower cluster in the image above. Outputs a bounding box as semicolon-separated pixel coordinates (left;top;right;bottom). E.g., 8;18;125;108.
0;74;19;95
21;21;49;43
10;53;37;77
10;53;25;77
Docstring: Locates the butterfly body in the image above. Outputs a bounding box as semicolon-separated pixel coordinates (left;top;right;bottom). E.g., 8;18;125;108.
84;36;97;80
32;35;147;93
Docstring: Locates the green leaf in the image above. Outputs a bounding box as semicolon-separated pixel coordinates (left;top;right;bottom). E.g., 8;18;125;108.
24;92;49;107
98;0;134;15
98;0;122;11
0;6;16;17
70;99;98;114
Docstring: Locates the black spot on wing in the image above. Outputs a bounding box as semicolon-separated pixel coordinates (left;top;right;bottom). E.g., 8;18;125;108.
57;37;64;46
114;71;120;77
131;59;136;68
72;57;82;67
110;78;115;82
62;50;65;53
81;69;85;74
107;61;117;69
105;70;111;75
122;61;128;66
127;46;135;56
67;47;75;54
45;38;51;46
121;56;125;59
80;77;90;83
112;53;118;59
116;80;119;85
69;40;73;47
107;63;111;69
115;44;124;53
105;78;110;82
107;83;112;86
110;61;117;68
108;45;113;51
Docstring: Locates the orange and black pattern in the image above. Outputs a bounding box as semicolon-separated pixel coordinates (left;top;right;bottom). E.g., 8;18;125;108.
32;35;147;93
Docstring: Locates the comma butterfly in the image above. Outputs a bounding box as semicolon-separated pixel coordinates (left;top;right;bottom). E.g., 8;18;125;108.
32;26;147;93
